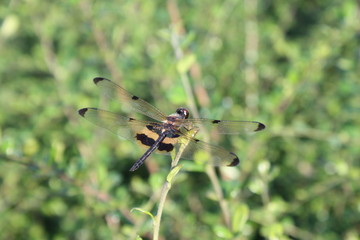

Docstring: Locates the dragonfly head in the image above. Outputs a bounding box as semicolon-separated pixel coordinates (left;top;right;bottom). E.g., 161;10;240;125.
175;107;190;119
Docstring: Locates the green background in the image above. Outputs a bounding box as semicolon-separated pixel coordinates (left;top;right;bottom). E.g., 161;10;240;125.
1;0;359;239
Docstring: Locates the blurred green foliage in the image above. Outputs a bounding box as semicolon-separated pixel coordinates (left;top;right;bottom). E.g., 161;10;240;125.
1;0;359;239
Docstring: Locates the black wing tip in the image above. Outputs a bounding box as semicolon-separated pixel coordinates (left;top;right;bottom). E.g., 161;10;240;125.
93;77;109;84
228;152;240;166
78;108;88;117
255;123;266;132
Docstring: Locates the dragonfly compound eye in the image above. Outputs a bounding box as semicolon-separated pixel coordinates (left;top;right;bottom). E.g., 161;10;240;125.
176;107;189;119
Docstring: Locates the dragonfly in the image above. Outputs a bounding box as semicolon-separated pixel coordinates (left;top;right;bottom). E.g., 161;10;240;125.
78;77;265;171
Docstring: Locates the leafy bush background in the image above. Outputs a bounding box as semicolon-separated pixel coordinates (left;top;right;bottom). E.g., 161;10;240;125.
1;0;359;239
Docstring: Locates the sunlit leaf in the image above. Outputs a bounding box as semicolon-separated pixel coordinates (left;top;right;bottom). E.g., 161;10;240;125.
213;225;233;239
232;203;249;233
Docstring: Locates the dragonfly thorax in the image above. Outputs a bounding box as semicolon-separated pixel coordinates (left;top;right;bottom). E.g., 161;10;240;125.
146;123;181;138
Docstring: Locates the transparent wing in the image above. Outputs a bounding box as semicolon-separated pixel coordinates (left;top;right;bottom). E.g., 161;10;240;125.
78;107;160;141
171;119;264;166
93;77;167;122
79;108;240;166
177;118;265;134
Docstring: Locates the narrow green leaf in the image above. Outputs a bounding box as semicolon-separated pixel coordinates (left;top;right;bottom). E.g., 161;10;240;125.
131;208;155;223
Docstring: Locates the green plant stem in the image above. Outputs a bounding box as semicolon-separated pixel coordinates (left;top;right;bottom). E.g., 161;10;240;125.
205;166;231;227
152;179;171;240
152;129;195;240
169;23;232;228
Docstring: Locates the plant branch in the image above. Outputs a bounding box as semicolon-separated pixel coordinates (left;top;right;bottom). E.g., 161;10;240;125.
153;128;197;240
167;2;232;227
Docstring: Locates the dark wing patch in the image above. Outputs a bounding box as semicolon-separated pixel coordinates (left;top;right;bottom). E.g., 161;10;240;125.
135;133;176;153
134;125;179;153
135;133;155;147
93;77;103;84
78;108;88;117
156;133;180;153
158;142;174;152
228;152;240;166
255;122;266;131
